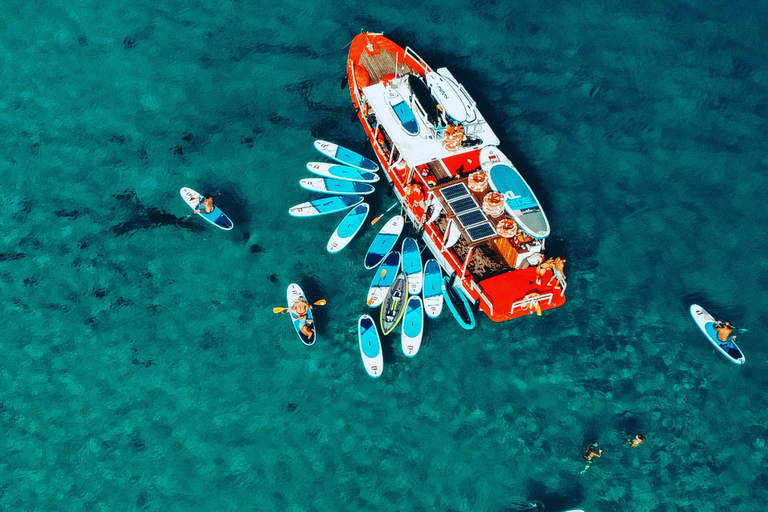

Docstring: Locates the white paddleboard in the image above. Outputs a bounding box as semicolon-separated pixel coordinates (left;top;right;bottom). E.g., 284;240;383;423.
690;304;745;365
287;283;316;346
306;162;379;183
367;251;401;308
288;195;363;217
180;187;233;231
299;178;375;196
314;140;379;172
425;68;477;124
358;314;383;378
401;295;424;357
364;215;405;269
327;203;369;253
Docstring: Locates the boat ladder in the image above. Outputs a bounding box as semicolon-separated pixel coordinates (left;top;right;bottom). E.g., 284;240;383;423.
511;292;554;315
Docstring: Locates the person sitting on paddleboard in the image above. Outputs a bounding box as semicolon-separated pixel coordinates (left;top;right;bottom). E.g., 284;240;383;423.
580;443;602;473
194;196;214;215
627;434;645;448
714;321;735;342
289;298;314;337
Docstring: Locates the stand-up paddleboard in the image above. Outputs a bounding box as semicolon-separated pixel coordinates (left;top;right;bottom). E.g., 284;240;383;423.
401;295;424;357
442;275;476;330
425;68;477;124
690;304;745;365
367;251;401;308
180;187;233;231
306;162;379;183
480;146;550;239
288;195;363;217
364;215;405;269
422;259;444;318
314;140;379;172
287;283;316;346
381;273;408;335
408;74;438;126
402;237;423;295
328;203;369;253
299;178;375;196
358;314;383;378
386;81;419;136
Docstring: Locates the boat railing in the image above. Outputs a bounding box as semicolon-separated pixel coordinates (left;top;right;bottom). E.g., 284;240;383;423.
468;279;494;318
510;292;554;315
403;46;432;75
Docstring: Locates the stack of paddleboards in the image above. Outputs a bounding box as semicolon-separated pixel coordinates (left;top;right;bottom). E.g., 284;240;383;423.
289;140;381;253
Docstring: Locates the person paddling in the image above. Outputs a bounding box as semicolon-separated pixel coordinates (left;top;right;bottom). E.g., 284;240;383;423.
714;321;735;342
289;297;314;338
194;195;214;215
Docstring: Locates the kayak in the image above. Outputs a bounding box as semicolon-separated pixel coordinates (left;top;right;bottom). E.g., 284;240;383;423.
364;215;404;269
442;275;476;330
401;295;424;357
180;187;233;231
327;203;369;253
314;140;379;172
358;314;383;378
367;251;401;308
690;304;745;365
422;258;444;318
287;283;316;346
401;237;423;295
380;273;408;335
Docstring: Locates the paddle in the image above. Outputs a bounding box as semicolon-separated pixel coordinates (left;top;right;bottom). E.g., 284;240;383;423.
371;203;398;225
273;299;327;314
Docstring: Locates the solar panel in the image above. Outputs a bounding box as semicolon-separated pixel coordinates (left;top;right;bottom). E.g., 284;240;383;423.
466;222;496;242
457;209;486;228
440;183;470;201
449;196;478;215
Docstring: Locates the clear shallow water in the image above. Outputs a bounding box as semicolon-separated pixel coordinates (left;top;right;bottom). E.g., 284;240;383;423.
1;0;767;510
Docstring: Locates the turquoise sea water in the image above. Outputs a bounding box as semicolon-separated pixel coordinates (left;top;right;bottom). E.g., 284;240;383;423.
2;1;767;510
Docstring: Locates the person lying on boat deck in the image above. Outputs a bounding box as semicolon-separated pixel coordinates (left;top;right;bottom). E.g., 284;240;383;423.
714;321;735;342
546;257;566;288
194;196;214;214
627;434;645;448
535;257;555;285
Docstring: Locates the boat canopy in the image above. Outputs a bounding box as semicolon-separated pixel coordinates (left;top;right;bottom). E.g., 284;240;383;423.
362;80;500;168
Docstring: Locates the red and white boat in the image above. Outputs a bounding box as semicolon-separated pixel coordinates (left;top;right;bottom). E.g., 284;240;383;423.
346;32;567;322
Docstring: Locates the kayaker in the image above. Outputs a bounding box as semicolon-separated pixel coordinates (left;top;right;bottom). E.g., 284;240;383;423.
289;298;314;338
580;443;602;474
194;195;214;214
627;434;645;448
714;321;734;342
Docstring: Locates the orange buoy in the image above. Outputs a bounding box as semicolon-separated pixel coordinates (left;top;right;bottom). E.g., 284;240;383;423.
482;192;505;218
496;218;519;238
468;170;488;193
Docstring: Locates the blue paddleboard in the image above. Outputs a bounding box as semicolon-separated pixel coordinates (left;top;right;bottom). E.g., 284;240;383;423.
180;187;234;231
442;275;476;330
364;215;405;269
306;162;379;183
358;314;383;378
401;295;424;357
314;140;379;172
287;283;316;346
387;82;419;136
327;203;369;253
367;251;401;308
288;195;363;217
480;146;550;239
690;304;745;365
401;237;423;295
299;178;375;196
422;258;444;318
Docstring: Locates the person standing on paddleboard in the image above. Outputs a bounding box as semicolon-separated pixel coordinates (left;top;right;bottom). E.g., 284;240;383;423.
194;196;214;215
580;443;602;474
289;298;314;338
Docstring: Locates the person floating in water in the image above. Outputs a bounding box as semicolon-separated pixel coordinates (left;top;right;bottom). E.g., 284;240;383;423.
194;195;214;215
289;297;314;338
627;434;645;448
580;443;602;474
714;321;735;342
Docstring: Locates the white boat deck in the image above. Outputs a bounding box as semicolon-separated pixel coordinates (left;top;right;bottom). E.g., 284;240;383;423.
362;71;500;168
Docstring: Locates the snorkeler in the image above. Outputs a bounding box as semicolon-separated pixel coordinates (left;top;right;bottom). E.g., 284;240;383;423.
580;443;602;474
627;434;645;448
